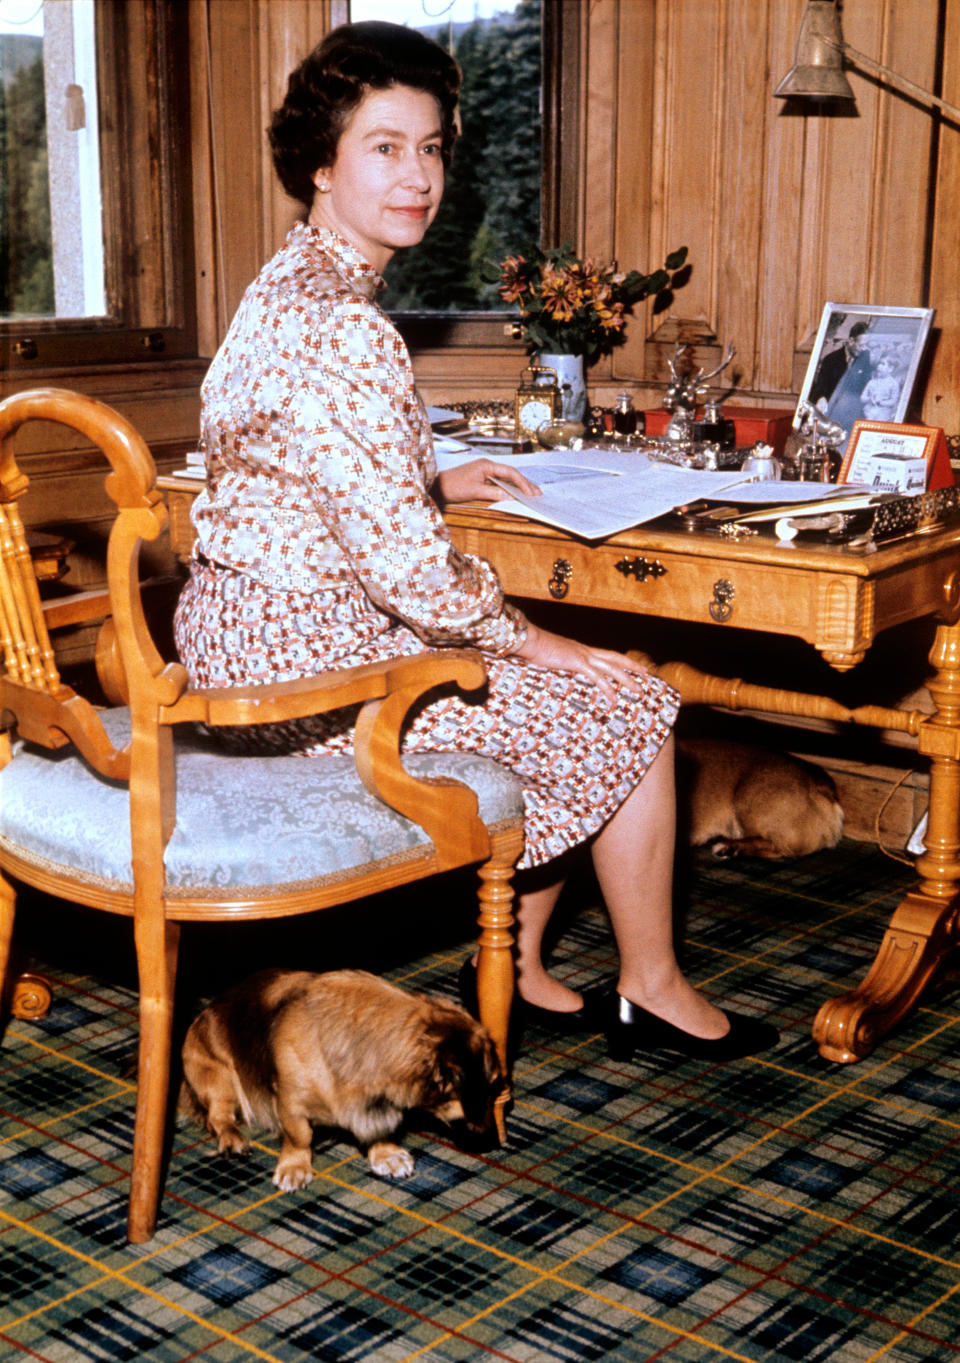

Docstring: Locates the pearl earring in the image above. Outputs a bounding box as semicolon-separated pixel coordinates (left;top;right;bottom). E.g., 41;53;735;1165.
318;181;331;193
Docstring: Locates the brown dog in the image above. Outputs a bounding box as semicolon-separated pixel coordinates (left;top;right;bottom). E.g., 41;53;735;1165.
677;737;844;859
180;968;502;1191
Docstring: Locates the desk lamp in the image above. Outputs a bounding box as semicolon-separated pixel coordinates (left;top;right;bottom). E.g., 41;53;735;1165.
774;0;960;122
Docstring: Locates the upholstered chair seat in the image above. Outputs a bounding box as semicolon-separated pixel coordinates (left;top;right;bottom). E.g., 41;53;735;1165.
1;709;523;895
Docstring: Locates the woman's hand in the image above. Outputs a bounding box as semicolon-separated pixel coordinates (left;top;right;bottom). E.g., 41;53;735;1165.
434;459;542;506
512;622;649;702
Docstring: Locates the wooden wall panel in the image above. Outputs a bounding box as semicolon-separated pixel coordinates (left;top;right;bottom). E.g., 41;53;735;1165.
785;0;936;371
715;0;772;385
189;0;343;351
572;0;620;395
650;0;724;338
927;3;960;439
755;0;807;393
188;0;218;359
815;5;887;309
258;0;340;259
180;0;957;421
866;0;938;304
611;0;656;382
580;0;618;254
792;103;831;364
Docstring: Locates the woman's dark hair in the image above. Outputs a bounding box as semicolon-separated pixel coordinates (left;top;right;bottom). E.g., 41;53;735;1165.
269;21;461;208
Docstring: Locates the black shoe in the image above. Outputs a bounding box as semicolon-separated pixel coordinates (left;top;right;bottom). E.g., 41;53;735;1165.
457;959;598;1034
602;991;779;1063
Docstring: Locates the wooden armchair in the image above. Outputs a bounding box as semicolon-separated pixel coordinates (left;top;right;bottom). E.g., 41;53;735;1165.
0;388;524;1243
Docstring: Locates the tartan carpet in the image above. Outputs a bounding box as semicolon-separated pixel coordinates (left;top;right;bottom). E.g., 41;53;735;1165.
1;841;959;1361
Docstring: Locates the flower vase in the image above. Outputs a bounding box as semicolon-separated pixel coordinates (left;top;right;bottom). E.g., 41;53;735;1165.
536;352;587;424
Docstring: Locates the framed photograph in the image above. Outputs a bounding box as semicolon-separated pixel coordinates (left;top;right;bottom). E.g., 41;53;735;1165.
838;420;940;494
794;303;935;445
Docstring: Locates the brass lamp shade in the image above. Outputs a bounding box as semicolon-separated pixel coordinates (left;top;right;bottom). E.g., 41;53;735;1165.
774;0;856;103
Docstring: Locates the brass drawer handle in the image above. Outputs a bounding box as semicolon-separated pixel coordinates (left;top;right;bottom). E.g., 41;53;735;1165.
709;578;735;621
548;558;573;599
615;556;667;583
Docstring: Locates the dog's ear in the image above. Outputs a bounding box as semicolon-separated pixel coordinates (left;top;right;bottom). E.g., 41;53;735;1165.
427;1022;502;1130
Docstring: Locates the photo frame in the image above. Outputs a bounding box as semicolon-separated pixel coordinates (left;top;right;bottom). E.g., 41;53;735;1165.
838;420;940;494
794;303;935;446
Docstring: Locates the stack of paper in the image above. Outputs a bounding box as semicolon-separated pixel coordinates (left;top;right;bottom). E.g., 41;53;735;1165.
168;450;206;480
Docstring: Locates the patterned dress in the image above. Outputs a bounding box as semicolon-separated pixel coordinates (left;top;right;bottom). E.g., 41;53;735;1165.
174;223;679;868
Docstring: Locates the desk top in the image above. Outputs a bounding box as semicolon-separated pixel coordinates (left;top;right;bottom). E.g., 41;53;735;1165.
158;475;960;671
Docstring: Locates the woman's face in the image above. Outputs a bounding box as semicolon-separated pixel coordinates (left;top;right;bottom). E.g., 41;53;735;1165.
309;84;444;272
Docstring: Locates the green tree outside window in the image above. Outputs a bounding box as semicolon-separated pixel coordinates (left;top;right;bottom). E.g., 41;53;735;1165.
381;0;541;312
1;44;53;317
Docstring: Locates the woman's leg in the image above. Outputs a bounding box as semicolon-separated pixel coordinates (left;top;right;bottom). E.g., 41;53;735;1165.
590;734;728;1038
512;736;727;1035
512;878;575;1011
470;865;579;1012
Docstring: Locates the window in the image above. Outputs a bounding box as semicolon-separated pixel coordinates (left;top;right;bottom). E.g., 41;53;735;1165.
348;0;577;348
0;0;195;372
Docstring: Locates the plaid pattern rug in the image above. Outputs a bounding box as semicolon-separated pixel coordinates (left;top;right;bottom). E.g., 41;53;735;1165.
1;840;959;1361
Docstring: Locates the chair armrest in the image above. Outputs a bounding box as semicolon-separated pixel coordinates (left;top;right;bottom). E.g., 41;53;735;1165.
161;650;487;726
0;679;130;779
352;674;495;869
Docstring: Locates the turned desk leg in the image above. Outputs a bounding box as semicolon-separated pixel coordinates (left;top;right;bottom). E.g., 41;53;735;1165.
813;614;960;1062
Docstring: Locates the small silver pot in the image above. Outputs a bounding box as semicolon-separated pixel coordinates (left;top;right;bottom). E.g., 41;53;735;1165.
740;445;782;480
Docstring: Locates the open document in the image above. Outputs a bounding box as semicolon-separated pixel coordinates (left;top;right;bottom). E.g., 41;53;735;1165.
438;446;865;541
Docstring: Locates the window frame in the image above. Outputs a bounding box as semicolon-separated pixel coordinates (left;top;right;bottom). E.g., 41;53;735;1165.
1;0;196;376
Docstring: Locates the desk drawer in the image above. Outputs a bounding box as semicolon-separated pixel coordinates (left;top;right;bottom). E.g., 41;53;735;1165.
450;524;865;643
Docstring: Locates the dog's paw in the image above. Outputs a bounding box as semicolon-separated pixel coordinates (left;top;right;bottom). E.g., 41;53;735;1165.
216;1129;248;1157
273;1153;314;1192
367;1142;415;1179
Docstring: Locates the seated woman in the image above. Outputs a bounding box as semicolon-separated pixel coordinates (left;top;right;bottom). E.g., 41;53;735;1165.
174;20;778;1063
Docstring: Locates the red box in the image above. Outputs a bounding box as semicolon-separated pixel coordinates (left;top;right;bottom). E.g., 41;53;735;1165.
928;430;955;489
644;406;795;458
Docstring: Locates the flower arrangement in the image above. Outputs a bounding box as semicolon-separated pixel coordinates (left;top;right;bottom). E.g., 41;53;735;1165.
492;243;688;362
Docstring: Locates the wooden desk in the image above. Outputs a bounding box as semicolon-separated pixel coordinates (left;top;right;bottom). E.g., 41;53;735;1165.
445;504;960;1064
161;476;960;1063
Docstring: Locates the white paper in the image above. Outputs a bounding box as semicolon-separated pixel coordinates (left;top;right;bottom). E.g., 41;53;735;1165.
719;479;873;503
427;405;465;424
487;455;750;540
433;435;474;455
